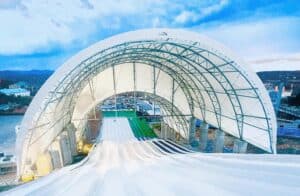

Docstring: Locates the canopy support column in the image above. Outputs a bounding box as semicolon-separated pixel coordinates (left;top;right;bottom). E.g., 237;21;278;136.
233;138;248;153
188;116;196;145
160;121;168;140
199;122;209;151
133;62;137;113
112;65;117;117
213;129;224;153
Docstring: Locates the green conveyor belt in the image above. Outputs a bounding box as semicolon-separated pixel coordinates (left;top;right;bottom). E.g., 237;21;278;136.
102;110;157;139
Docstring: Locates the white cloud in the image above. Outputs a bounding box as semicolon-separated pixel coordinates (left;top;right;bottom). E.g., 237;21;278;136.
0;0;299;73
175;11;197;24
174;0;228;24
203;17;300;58
201;0;228;18
192;17;300;71
0;0;232;55
0;0;164;55
152;17;161;28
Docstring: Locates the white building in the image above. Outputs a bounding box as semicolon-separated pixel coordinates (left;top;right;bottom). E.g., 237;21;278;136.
0;88;30;97
0;153;16;175
9;81;29;89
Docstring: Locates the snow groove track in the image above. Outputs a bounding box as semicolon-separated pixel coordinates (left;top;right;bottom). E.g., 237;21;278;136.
6;118;300;196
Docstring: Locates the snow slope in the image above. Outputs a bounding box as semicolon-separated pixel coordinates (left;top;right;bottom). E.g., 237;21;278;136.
4;117;300;196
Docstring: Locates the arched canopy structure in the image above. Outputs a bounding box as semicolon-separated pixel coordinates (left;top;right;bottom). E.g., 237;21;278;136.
16;29;277;176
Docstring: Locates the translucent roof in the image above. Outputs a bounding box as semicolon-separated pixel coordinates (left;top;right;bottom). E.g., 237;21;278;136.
16;28;277;176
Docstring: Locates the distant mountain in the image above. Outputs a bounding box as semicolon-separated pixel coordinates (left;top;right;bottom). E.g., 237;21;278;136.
0;70;54;86
0;69;299;90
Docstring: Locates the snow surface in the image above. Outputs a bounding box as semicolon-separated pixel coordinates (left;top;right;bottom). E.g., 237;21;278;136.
5;117;300;196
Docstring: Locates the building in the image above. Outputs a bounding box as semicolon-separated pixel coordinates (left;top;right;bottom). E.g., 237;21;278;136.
137;100;152;112
9;81;29;89
282;86;293;98
0;104;10;111
268;83;284;113
0;153;16;175
0;88;30;97
277;119;300;138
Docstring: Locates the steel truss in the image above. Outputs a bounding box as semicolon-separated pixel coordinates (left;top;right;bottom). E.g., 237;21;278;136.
24;39;275;159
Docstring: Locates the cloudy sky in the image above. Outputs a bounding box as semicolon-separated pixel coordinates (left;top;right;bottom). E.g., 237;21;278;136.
0;0;299;71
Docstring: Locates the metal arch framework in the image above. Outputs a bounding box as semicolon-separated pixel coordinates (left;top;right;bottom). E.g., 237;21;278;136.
100;91;191;139
73;91;191;142
17;29;277;176
141;92;191;139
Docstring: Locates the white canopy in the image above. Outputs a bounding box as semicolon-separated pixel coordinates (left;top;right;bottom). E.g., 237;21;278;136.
16;28;277;176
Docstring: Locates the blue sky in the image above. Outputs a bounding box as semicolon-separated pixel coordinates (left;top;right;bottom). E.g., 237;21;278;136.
0;0;299;71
